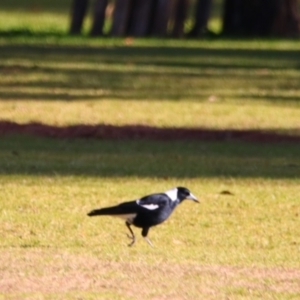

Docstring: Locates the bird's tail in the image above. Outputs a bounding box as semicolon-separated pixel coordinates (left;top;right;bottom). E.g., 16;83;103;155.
87;206;121;217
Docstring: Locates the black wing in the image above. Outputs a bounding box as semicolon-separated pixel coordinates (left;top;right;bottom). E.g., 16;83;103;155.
136;193;170;210
88;193;170;217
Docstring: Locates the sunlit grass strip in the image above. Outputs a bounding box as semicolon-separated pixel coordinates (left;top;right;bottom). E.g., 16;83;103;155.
1;171;300;266
0;11;70;33
1;99;299;133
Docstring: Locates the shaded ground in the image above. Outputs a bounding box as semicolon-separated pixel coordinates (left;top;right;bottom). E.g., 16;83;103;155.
1;249;300;299
0;121;299;142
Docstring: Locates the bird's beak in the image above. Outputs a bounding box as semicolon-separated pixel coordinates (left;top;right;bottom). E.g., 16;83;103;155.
187;193;199;203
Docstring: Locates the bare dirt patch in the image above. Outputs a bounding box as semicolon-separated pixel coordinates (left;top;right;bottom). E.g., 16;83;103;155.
0;121;300;142
1;249;299;299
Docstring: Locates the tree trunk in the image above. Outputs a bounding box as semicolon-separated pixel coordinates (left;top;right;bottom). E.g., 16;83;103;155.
127;0;155;36
90;0;108;36
244;0;280;36
189;0;213;37
222;0;243;35
150;0;173;36
273;0;300;36
172;0;189;37
222;0;300;36
69;0;89;35
110;0;132;36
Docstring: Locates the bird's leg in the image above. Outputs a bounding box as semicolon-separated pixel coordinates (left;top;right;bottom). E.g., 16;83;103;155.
142;227;153;247
125;222;136;247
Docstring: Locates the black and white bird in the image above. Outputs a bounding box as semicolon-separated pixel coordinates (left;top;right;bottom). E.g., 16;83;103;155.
87;187;198;247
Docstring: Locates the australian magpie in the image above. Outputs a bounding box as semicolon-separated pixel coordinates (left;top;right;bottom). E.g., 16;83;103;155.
87;187;198;247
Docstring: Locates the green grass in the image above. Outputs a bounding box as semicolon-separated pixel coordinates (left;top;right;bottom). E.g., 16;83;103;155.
1;136;300;179
1;2;300;298
0;40;300;133
0;136;300;298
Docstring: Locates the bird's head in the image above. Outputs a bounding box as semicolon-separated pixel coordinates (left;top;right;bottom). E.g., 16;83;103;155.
176;187;199;203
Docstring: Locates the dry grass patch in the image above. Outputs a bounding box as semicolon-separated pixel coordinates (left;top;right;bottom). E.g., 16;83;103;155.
1;249;300;299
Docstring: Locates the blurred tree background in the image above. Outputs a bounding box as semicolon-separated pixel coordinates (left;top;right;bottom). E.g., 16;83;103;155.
70;0;300;37
1;0;299;38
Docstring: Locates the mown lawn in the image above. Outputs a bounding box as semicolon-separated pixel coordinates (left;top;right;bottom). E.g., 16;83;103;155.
0;40;300;133
0;136;300;299
0;2;300;298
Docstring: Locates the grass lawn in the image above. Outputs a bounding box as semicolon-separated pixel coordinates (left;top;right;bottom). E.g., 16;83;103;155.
0;40;300;133
1;2;300;299
0;137;300;299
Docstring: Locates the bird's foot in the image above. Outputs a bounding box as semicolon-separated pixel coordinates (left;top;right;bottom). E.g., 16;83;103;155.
127;234;136;247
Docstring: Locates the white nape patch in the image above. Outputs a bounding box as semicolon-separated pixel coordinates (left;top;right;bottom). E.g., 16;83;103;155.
136;200;159;210
164;187;178;201
113;214;137;224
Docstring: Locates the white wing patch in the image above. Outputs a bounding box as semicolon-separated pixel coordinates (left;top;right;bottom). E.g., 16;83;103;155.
140;203;159;210
136;199;159;210
164;187;178;201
